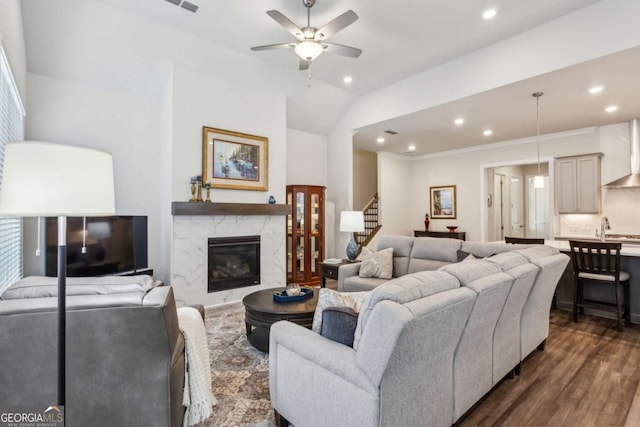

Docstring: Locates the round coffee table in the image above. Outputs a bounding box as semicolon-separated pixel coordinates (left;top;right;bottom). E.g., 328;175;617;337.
243;287;318;352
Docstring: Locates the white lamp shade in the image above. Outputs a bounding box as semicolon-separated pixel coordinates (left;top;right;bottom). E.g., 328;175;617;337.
339;211;365;232
0;141;116;216
294;41;323;61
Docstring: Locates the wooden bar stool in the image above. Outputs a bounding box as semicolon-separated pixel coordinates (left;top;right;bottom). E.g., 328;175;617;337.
569;240;630;331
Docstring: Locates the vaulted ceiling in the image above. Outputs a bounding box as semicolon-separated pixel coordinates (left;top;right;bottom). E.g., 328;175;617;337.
22;0;640;155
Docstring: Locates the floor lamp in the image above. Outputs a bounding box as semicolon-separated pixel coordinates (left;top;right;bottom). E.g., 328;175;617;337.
0;141;115;406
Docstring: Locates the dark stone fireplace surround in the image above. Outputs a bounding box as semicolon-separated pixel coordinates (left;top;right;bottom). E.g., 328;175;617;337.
208;235;261;292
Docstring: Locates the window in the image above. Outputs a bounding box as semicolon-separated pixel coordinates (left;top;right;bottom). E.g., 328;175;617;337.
0;46;25;293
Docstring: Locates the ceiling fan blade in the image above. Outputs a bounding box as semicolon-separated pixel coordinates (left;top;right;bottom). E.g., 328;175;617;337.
266;10;304;39
299;59;309;71
322;42;362;58
251;43;295;51
315;10;358;40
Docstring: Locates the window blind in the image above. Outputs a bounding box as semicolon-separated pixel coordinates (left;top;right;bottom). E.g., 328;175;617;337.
0;46;25;294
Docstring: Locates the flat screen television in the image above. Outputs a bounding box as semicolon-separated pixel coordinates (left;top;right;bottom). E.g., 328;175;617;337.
45;216;148;277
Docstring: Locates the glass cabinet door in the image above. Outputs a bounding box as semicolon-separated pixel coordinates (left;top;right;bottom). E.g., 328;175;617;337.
285;185;325;286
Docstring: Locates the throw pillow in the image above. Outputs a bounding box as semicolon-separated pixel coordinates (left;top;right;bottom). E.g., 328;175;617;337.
311;288;370;334
358;247;393;279
456;250;476;262
320;306;359;347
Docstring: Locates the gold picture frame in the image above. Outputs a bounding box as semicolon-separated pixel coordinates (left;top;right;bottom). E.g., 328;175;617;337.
430;185;457;219
202;127;268;191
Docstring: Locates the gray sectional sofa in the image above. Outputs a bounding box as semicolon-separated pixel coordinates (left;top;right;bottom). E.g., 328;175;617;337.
269;237;569;427
0;276;196;427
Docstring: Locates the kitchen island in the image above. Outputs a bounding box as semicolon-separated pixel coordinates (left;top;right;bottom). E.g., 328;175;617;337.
544;238;640;324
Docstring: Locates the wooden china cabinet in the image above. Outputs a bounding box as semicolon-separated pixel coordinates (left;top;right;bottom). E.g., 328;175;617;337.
286;185;325;286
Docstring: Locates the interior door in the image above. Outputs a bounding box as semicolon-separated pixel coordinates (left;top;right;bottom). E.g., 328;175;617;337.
509;175;524;238
493;173;505;241
526;176;550;238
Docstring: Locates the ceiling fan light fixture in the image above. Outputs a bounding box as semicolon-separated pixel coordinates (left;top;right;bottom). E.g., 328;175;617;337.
295;41;323;61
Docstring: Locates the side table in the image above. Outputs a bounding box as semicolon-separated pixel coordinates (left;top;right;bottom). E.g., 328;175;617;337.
320;260;359;288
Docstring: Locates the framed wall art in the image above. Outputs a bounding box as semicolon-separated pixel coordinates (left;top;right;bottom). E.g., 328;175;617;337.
202;127;268;191
430;185;457;219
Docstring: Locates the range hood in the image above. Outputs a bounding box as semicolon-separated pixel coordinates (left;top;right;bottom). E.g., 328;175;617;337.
605;119;640;188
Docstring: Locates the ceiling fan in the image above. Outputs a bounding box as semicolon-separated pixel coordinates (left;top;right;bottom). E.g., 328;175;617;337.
250;0;362;71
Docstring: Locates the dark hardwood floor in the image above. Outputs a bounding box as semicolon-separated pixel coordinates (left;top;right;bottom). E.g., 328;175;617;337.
460;310;640;427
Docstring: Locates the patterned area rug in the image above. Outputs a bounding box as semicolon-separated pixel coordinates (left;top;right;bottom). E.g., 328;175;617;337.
199;302;275;427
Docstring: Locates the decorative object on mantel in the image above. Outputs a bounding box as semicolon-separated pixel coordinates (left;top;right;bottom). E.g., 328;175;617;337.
447;226;458;233
340;211;365;262
430;185;457;219
204;183;212;203
424;213;430;231
196;175;203;202
202;126;268;191
268;195;276;204
189;176;197;202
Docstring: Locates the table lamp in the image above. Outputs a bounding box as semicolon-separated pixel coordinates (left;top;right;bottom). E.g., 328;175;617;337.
339;211;364;261
0;141;115;406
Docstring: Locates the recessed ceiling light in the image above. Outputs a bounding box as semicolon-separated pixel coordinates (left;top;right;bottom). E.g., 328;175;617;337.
483;129;493;136
408;144;416;151
376;137;385;143
343;76;353;84
482;8;497;20
605;105;618;113
588;85;604;94
454;118;465;125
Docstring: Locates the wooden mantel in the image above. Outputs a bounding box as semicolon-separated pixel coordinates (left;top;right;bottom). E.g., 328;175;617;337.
172;202;290;216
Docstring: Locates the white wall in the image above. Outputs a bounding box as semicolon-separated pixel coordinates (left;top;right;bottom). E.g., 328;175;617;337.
353;149;377;210
378;153;412;236
286;128;327;187
0;0;26;104
408;129;600;241
171;65;286;203
24;73;165;278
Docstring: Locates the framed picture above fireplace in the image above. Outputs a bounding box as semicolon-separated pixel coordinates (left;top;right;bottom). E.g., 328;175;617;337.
202;126;269;191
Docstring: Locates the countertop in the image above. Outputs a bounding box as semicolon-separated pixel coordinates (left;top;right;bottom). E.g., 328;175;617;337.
545;239;640;257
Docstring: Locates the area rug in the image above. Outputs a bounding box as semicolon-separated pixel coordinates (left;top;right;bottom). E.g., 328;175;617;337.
199;302;275;427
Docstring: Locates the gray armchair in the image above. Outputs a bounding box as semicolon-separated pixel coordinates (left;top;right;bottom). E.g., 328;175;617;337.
0;277;192;427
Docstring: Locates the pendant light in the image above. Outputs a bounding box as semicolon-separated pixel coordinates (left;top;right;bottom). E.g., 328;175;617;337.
533;92;545;189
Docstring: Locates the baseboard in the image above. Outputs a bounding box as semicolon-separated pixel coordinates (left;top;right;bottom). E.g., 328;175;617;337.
554;299;639;324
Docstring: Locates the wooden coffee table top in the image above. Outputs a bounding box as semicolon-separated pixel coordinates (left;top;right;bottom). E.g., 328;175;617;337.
242;287;318;318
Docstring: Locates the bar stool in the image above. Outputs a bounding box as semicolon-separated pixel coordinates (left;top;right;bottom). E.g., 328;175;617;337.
569;240;630;331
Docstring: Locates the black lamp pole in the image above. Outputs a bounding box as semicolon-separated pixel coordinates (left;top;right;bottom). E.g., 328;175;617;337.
57;216;67;406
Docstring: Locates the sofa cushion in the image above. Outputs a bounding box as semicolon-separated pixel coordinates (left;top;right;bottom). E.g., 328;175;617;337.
376;235;414;277
0;275;159;300
457;250;476;262
311;288;370;334
460;242;524;258
353;270;460;349
514;245;559;262
343;276;388;292
359;247;394;279
485;251;529;272
439;259;502;286
410;237;462;263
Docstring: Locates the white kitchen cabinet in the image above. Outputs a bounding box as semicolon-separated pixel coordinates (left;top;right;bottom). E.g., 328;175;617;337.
555;154;602;213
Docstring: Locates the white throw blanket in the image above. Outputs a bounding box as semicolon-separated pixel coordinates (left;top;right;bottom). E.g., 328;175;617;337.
177;307;216;426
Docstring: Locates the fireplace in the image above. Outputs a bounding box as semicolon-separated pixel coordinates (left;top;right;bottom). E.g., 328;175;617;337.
208;235;260;292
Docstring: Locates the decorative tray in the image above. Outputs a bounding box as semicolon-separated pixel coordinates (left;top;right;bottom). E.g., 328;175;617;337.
273;287;314;303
